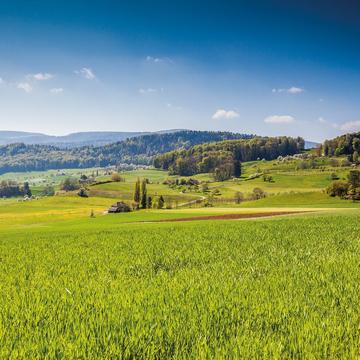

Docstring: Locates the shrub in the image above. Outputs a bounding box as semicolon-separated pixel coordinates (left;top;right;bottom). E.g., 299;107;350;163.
326;181;349;198
78;188;88;198
234;192;244;204
60;178;79;192
252;187;266;200
111;173;124;182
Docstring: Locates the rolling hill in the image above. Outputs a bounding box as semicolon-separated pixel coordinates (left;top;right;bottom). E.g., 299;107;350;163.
0;130;253;174
0;130;186;148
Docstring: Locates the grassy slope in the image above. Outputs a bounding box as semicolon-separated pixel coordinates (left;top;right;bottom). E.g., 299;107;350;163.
1;158;360;357
1;211;359;358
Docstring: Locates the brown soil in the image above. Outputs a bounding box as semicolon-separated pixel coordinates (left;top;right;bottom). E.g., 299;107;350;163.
156;211;307;223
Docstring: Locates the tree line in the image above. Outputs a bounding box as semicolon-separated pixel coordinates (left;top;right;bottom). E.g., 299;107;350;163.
327;170;360;200
322;132;360;162
0;131;253;174
0;180;32;198
154;136;305;178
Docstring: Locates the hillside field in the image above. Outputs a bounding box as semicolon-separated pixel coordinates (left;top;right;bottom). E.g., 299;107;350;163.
0;158;359;358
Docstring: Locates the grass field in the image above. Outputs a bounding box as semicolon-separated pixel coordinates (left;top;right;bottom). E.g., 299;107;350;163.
1;209;359;358
1;159;360;358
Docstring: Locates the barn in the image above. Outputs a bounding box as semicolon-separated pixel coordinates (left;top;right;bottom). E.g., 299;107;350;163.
108;201;131;213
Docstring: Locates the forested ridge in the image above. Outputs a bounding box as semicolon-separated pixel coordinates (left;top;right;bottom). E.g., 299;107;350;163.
0;131;253;174
154;136;305;176
323;132;360;161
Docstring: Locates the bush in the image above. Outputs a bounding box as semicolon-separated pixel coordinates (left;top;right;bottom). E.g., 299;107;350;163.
234;191;244;204
326;181;349;198
78;188;89;198
252;187;266;200
60;178;80;192
111;173;124;182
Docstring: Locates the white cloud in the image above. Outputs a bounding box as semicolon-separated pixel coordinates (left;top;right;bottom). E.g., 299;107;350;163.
50;88;64;94
139;88;157;94
0;77;4;84
146;56;173;64
17;82;33;93
318;117;326;124
167;103;182;110
75;67;96;80
264;115;295;124
340;120;360;132
272;86;305;94
28;73;54;81
212;109;240;120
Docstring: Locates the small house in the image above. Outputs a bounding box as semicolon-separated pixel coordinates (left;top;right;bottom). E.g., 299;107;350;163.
108;201;131;213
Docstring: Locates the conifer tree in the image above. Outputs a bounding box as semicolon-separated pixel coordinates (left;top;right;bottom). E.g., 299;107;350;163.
147;196;152;209
23;182;32;197
157;195;165;209
141;179;147;208
134;178;140;203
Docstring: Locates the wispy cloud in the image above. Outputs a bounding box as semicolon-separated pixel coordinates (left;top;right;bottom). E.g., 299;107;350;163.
167;103;182;110
272;86;305;94
264;115;295;124
27;73;54;81
212;109;240;120
0;77;4;85
75;67;96;80
50;88;64;94
146;56;173;64
139;88;158;94
17;82;33;93
340;120;360;132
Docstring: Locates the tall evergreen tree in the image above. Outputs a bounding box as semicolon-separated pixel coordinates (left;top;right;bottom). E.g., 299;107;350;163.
147;196;152;209
157;195;165;209
23;182;32;197
233;160;242;178
141;179;147;208
134;178;140;203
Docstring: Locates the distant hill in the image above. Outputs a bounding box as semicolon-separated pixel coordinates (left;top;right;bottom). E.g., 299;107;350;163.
304;141;320;149
0;130;185;147
0;130;253;174
154;136;305;176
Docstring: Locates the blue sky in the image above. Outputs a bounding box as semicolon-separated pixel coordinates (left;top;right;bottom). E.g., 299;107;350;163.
0;0;360;141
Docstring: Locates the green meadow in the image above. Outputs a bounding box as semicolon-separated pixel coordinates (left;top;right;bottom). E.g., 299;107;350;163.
1;158;359;358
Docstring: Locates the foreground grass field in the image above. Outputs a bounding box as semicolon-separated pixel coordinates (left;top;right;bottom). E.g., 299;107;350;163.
1;160;359;358
0;208;359;358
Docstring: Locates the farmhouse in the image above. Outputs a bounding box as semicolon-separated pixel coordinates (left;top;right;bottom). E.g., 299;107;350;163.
108;201;131;213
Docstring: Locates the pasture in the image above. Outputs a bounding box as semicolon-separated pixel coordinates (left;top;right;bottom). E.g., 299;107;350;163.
1;158;359;358
0;207;359;358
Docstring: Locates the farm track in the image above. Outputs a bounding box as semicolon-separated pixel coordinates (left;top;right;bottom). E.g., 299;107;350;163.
145;210;310;223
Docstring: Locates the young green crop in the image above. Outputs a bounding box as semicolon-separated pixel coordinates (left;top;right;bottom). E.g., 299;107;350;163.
0;211;359;358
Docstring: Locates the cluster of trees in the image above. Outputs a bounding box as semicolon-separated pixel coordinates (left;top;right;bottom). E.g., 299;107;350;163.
0;180;32;198
0;131;253;174
326;170;360;200
59;177;91;198
323;132;360;162
154;136;305;179
133;178;166;209
60;178;80;191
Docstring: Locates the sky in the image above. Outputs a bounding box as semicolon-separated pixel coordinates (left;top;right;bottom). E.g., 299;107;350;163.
0;0;360;141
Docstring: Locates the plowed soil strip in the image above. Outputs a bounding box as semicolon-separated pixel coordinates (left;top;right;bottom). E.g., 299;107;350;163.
154;211;308;223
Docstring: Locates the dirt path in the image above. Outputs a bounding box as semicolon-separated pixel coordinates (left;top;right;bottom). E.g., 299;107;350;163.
177;195;206;208
152;210;309;223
